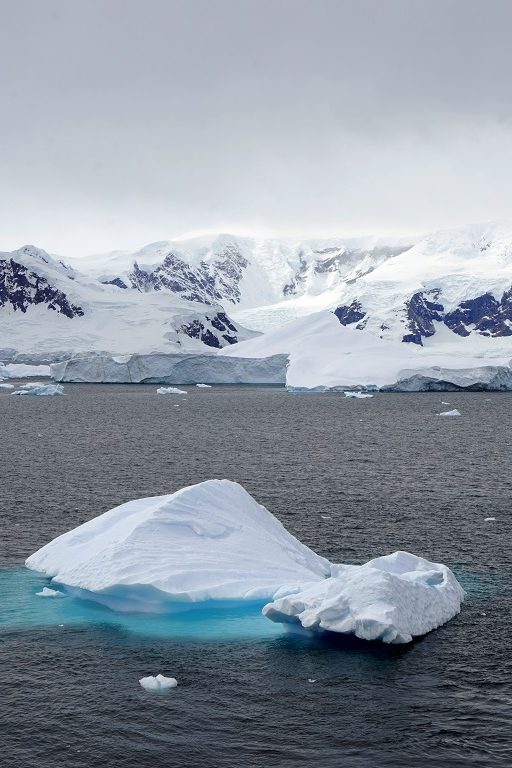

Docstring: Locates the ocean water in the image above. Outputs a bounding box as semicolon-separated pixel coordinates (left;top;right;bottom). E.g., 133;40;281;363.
0;384;511;767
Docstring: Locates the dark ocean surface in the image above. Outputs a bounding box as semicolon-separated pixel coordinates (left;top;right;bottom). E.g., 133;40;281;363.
0;384;511;767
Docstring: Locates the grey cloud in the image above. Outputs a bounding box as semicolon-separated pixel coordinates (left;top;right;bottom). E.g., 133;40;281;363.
1;0;512;255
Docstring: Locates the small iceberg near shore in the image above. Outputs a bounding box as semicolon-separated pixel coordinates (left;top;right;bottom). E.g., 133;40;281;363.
12;384;64;396
156;386;187;395
139;674;178;692
438;408;461;417
25;480;464;644
344;391;373;399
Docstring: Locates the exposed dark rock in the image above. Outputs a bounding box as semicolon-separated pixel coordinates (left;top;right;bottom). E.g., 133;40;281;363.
333;300;366;325
402;290;444;345
0;258;84;317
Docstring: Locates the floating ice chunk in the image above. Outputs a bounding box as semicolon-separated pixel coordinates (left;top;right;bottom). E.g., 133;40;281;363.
263;551;465;644
196;383;212;388
344;391;373;399
12;384;64;396
25;481;465;644
21;382;45;389
484;517;496;521
441;401;450;405
25;480;332;609
36;586;65;598
438;409;461;417
139;674;178;692
156;386;187;395
0;383;14;389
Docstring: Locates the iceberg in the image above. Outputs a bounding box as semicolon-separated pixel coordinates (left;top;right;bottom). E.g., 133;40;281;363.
344;391;373;399
139;674;178;692
156;386;187;395
36;586;65;598
263;552;465;644
438;409;461;417
26;480;332;610
196;383;212;388
0;383;14;389
12;384;64;396
25;480;464;643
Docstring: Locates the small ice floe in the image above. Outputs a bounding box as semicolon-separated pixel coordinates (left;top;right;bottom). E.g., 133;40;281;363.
441;401;450;405
0;383;14;389
21;382;45;389
36;586;65;598
484;517;496;522
438;409;461;417
196;383;212;388
139;674;178;692
12;384;64;396
156;387;187;395
344;391;373;399
307;678;317;683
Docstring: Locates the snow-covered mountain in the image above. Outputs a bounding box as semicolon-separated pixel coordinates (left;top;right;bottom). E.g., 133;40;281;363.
0;245;255;358
332;221;512;347
76;223;512;348
4;221;512;363
76;234;412;320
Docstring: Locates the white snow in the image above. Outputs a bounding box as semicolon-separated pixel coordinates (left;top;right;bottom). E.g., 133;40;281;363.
139;674;178;692
36;586;65;598
344;391;373;398
156;386;187;395
26;480;464;643
438;409;461;417
196;383;212;388
220;310;512;390
263;551;465;644
25;480;332;609
12;384;64;396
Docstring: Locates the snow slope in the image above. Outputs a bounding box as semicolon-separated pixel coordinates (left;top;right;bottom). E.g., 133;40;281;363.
333;221;512;345
75;233;412;321
219;311;512;389
0;245;255;357
26;480;464;643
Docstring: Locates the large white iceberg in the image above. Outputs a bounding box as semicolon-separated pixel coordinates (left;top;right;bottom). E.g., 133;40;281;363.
263;552;465;644
26;480;464;642
26;480;332;610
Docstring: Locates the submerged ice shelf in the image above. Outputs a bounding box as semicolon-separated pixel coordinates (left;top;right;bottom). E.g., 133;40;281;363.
26;480;465;644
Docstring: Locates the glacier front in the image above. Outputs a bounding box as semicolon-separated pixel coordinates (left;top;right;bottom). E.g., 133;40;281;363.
25;480;464;643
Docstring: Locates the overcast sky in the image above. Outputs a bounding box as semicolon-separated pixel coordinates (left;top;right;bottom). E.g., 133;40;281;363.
1;0;512;257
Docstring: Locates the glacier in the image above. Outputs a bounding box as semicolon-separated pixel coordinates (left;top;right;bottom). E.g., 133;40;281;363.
220;311;512;391
26;480;464;644
51;352;287;385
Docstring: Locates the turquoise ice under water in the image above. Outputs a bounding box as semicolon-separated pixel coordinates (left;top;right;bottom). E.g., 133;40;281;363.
1;568;283;641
